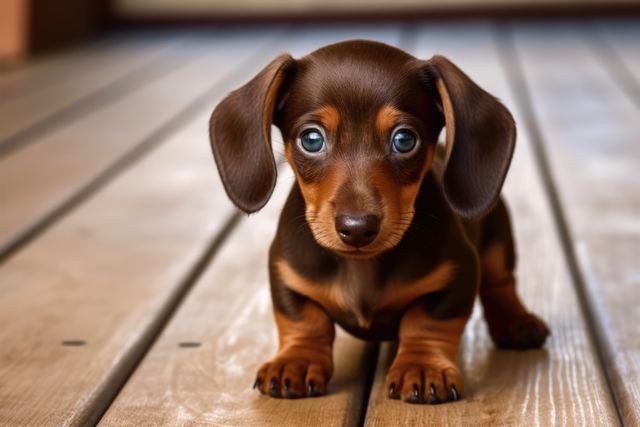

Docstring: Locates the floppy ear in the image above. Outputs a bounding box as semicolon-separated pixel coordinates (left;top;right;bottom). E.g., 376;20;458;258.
209;54;295;214
420;55;516;219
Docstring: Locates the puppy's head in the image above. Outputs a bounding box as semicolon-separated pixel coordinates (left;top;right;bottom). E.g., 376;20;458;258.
210;40;515;258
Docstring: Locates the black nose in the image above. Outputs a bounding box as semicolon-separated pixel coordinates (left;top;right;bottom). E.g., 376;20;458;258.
335;214;380;248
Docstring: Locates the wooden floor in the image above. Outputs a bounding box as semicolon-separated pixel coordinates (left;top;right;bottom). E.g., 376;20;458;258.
0;21;638;426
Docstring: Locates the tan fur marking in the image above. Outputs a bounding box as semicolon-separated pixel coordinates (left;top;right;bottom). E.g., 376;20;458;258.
378;261;454;310
273;303;334;368
480;240;510;284
375;104;403;134
386;304;468;400
275;258;347;313
315;105;341;134
435;79;455;165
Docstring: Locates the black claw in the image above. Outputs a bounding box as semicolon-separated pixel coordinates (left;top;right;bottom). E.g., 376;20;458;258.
451;385;459;401
283;379;302;399
388;382;397;399
404;383;421;404
307;380;320;397
268;377;278;397
253;377;262;390
428;384;439;404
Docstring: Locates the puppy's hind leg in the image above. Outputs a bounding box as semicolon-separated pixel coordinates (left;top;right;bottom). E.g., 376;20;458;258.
479;199;550;350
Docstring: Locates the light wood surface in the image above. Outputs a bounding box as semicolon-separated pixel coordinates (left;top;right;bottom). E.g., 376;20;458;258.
363;25;619;426
0;109;238;426
513;24;640;425
0;36;182;147
0;30;281;260
0;29;292;425
1;38;125;104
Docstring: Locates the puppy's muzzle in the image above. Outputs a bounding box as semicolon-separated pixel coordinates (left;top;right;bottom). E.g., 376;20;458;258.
335;214;380;248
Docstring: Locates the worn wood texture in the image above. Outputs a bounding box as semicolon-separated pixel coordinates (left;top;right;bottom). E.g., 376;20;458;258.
597;21;640;106
0;27;298;424
99;26;403;427
0;30;280;259
0;35;182;147
0;38;122;103
513;23;640;425
363;25;619;426
0;109;241;426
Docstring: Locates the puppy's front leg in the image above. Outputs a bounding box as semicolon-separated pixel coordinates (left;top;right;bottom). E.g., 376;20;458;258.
386;304;469;404
255;289;335;399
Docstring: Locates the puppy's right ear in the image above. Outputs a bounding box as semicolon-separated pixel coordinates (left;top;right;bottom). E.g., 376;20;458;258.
209;54;295;214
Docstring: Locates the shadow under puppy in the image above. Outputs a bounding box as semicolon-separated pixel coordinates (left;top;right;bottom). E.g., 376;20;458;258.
209;40;549;404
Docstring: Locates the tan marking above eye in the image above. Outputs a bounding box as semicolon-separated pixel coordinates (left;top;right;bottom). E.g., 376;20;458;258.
312;105;341;134
376;104;404;135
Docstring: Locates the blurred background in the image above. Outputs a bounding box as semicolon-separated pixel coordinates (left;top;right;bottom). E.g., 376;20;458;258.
2;0;640;60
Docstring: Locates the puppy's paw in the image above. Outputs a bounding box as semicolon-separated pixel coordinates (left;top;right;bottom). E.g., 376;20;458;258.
495;312;550;350
385;357;463;404
254;356;332;399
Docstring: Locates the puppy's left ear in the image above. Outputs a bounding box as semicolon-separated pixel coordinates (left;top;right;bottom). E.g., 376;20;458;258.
420;55;516;219
209;54;296;214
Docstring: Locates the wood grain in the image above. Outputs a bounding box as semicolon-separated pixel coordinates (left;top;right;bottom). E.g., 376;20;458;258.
513;23;640;425
0;38;121;103
0;28;300;424
363;24;619;426
0;30;281;259
0;107;242;426
597;21;640;104
99;26;404;427
0;35;182;147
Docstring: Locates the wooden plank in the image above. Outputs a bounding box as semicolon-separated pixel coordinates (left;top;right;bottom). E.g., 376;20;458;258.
99;26;404;426
0;109;238;426
0;35;185;150
595;21;640;109
0;38;119;102
0;30;281;261
363;24;619;426
512;23;640;425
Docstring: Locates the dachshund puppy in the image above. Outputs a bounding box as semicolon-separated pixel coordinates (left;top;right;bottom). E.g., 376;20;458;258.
209;40;549;404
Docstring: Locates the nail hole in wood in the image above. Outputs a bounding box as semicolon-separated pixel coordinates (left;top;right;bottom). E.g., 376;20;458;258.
62;340;86;347
178;342;201;348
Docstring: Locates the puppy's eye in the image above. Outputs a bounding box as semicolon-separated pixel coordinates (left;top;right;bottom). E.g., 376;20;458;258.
391;129;417;154
299;129;325;153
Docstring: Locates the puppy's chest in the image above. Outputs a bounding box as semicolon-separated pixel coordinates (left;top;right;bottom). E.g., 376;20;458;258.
320;259;453;330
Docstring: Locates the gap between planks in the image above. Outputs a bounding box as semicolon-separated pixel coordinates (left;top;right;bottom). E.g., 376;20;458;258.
496;24;624;425
0;34;193;158
0;29;291;266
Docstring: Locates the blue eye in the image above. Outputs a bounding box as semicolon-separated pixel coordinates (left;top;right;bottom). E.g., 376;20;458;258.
391;129;417;153
300;129;325;153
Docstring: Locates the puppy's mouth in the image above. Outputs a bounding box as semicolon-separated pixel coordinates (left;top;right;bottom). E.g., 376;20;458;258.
307;217;411;259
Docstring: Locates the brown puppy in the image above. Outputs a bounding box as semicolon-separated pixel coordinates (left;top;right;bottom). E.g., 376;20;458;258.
209;40;549;404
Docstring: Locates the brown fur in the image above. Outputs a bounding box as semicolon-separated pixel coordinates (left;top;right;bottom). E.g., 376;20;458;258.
209;40;549;403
